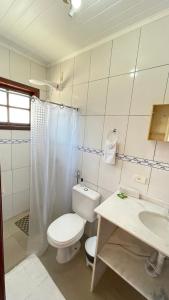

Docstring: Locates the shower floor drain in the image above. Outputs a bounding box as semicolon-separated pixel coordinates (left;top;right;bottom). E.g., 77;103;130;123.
15;215;29;236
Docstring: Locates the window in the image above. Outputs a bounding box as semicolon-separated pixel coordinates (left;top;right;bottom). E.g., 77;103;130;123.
0;88;30;125
0;77;39;130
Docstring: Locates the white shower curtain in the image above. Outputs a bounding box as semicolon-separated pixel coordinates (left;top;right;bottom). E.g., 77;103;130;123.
28;99;78;255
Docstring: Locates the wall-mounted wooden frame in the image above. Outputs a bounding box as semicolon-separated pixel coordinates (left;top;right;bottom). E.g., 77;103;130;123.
148;104;169;142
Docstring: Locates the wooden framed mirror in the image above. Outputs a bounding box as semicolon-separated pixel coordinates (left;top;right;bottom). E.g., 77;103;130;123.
148;104;169;142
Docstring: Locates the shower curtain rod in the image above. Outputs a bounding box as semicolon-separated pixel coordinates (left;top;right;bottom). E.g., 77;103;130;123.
31;96;78;111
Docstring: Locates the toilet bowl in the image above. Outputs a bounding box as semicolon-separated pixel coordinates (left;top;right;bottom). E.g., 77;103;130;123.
47;184;100;264
47;213;86;263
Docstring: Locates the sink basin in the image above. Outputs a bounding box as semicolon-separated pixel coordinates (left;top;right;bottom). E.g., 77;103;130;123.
139;211;169;240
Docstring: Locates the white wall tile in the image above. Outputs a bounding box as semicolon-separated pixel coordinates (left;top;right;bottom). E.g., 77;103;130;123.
72;83;88;115
30;62;46;91
98;159;122;193
137;16;169;70
47;64;60;84
0;49;46;219
61;58;74;87
77;116;85;146
12;130;30;139
13;190;30;216
102;116;128;153
60;86;72;106
125;116;155;159
30;62;46;80
12;143;30;169
10;52;30;84
47;64;64;102
97;187;112;203
48;88;60;103
0;144;11;171
90;41;112;81
154;142;169;163
130;66;169;115
1;171;12;196
0;45;10;78
0;130;11;139
13;167;30;193
82;152;100;185
2;195;13;221
73;52;90;85
148;169;169;205
74;150;83;175
84;116;104;149
110;29;140;76
106;74;133;115
86;79;108;115
120;162;151;194
0;132;11;171
46;15;169;206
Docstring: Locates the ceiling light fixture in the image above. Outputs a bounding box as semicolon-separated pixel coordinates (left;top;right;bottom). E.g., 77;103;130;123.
63;0;82;17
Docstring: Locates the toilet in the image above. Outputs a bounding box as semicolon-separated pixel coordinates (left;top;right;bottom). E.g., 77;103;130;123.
47;184;100;263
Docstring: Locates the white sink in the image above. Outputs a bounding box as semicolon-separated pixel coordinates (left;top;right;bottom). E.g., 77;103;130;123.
139;211;169;240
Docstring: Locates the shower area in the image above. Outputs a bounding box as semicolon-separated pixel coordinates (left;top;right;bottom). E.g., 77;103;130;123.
1;87;78;273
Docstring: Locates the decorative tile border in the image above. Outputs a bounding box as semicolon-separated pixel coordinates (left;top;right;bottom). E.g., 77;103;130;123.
77;145;169;171
0;138;30;144
1;142;168;171
77;145;103;156
117;153;169;171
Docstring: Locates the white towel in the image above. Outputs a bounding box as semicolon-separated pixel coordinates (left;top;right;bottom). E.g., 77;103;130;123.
103;136;117;165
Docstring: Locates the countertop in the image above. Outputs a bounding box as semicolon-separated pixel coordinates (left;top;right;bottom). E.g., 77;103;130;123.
95;192;169;257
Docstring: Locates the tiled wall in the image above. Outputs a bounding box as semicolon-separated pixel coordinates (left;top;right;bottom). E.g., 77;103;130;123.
0;45;47;220
47;15;169;206
0;130;30;220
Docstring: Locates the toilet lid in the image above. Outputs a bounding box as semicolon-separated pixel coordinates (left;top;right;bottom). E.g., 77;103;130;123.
47;213;85;245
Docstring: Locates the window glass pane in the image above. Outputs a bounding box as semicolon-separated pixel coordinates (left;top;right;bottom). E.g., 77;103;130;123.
9;108;29;124
0;106;8;122
9;92;30;109
0;90;7;105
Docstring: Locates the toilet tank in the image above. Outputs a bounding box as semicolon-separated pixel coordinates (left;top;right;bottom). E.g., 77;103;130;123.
72;184;100;223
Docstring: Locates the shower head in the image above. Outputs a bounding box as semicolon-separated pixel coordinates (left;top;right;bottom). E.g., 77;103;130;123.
29;79;61;90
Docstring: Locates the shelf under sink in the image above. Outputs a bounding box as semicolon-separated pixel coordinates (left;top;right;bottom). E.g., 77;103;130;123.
98;232;169;300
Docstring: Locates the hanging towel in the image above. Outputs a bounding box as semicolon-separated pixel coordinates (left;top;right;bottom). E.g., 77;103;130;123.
103;131;118;165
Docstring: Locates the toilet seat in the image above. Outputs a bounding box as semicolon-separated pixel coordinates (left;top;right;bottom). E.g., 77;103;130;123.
47;213;86;248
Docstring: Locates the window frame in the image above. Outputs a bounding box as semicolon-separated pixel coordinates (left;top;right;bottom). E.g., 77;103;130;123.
0;77;39;130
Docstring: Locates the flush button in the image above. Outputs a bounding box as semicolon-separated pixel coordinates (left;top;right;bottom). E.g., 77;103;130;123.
84;188;88;191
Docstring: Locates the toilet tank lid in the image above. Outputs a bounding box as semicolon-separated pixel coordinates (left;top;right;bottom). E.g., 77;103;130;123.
73;184;100;201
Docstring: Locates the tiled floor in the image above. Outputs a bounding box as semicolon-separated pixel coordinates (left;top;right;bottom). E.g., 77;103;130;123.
40;242;145;300
5;254;65;300
3;211;28;273
4;215;145;300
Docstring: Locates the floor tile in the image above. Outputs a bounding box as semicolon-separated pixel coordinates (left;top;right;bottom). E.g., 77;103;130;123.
4;237;27;272
40;244;145;300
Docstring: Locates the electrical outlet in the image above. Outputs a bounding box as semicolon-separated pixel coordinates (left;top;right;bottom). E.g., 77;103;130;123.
134;175;147;184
